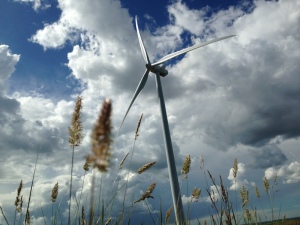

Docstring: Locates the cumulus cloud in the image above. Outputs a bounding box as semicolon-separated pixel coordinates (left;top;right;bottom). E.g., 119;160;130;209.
2;0;300;223
166;0;300;149
265;161;300;184
0;45;20;94
228;162;252;190
168;1;207;36
30;21;78;50
25;0;300;151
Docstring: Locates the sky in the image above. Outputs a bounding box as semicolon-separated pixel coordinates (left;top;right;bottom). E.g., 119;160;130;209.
0;0;300;224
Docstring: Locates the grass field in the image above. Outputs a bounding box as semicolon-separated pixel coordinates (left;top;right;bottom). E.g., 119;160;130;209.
0;97;295;225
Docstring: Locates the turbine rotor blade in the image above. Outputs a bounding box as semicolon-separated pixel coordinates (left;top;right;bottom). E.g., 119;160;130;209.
119;69;150;131
135;16;151;64
152;35;235;66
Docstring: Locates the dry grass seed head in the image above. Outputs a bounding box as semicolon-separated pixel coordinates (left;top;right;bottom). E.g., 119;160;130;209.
25;210;30;225
245;208;252;221
119;152;129;169
240;185;245;202
17;180;23;196
233;158;238;178
273;173;278;184
220;176;228;202
135;114;143;140
15;180;23;208
134;182;156;203
17;196;23;213
181;155;191;177
88;99;112;172
165;206;172;223
69;96;83;147
263;176;269;192
81;206;86;225
200;155;205;172
51;182;59;202
83;158;91;171
137;161;156;174
105;217;112;225
207;170;217;186
254;185;260;198
191;187;201;202
240;186;249;207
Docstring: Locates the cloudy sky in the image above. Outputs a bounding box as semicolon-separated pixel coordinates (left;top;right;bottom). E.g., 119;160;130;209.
0;0;300;224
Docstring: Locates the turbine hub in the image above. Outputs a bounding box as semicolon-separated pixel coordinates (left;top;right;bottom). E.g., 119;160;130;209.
146;64;168;77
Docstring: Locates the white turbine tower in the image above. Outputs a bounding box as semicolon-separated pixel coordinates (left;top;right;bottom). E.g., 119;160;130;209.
120;16;235;224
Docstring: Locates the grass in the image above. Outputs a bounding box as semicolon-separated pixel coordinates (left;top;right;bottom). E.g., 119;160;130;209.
0;97;296;225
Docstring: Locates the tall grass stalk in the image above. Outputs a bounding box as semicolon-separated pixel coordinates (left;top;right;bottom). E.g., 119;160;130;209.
25;150;39;225
73;159;90;224
181;155;191;223
233;159;238;212
97;173;104;222
39;204;47;225
68;96;83;225
121;114;143;223
14;180;23;225
89;170;96;225
106;152;129;220
1;97;294;225
0;206;9;225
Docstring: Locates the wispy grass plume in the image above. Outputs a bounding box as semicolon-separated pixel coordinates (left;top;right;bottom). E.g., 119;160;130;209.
137;161;156;174
165;206;172;224
25;151;39;225
68;96;83;225
14;180;23;225
191;187;201;202
88;98;112;172
51;182;59;225
51;182;59;203
232;158;238;212
181;155;191;179
88;98;112;225
134;182;156;204
135;113;143;140
119;153;129;170
69;96;83;147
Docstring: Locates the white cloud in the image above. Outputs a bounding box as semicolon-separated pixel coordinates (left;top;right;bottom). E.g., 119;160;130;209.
264;167;277;180
265;161;300;184
166;0;300;149
14;0;50;11
2;0;300;223
0;45;20;94
30;21;77;49
228;163;250;190
168;1;207;36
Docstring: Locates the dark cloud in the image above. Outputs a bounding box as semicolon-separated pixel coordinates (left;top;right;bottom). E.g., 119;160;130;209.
0;96;20;117
250;144;287;169
171;32;300;150
227;40;300;146
0;95;65;158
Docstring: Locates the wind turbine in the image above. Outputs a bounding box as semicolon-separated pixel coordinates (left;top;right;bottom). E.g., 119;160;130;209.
120;16;234;224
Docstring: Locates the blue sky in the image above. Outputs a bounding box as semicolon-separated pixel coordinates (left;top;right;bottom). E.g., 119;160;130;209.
0;0;300;224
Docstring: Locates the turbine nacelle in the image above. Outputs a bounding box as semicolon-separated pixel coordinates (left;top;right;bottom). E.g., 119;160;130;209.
146;64;168;77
